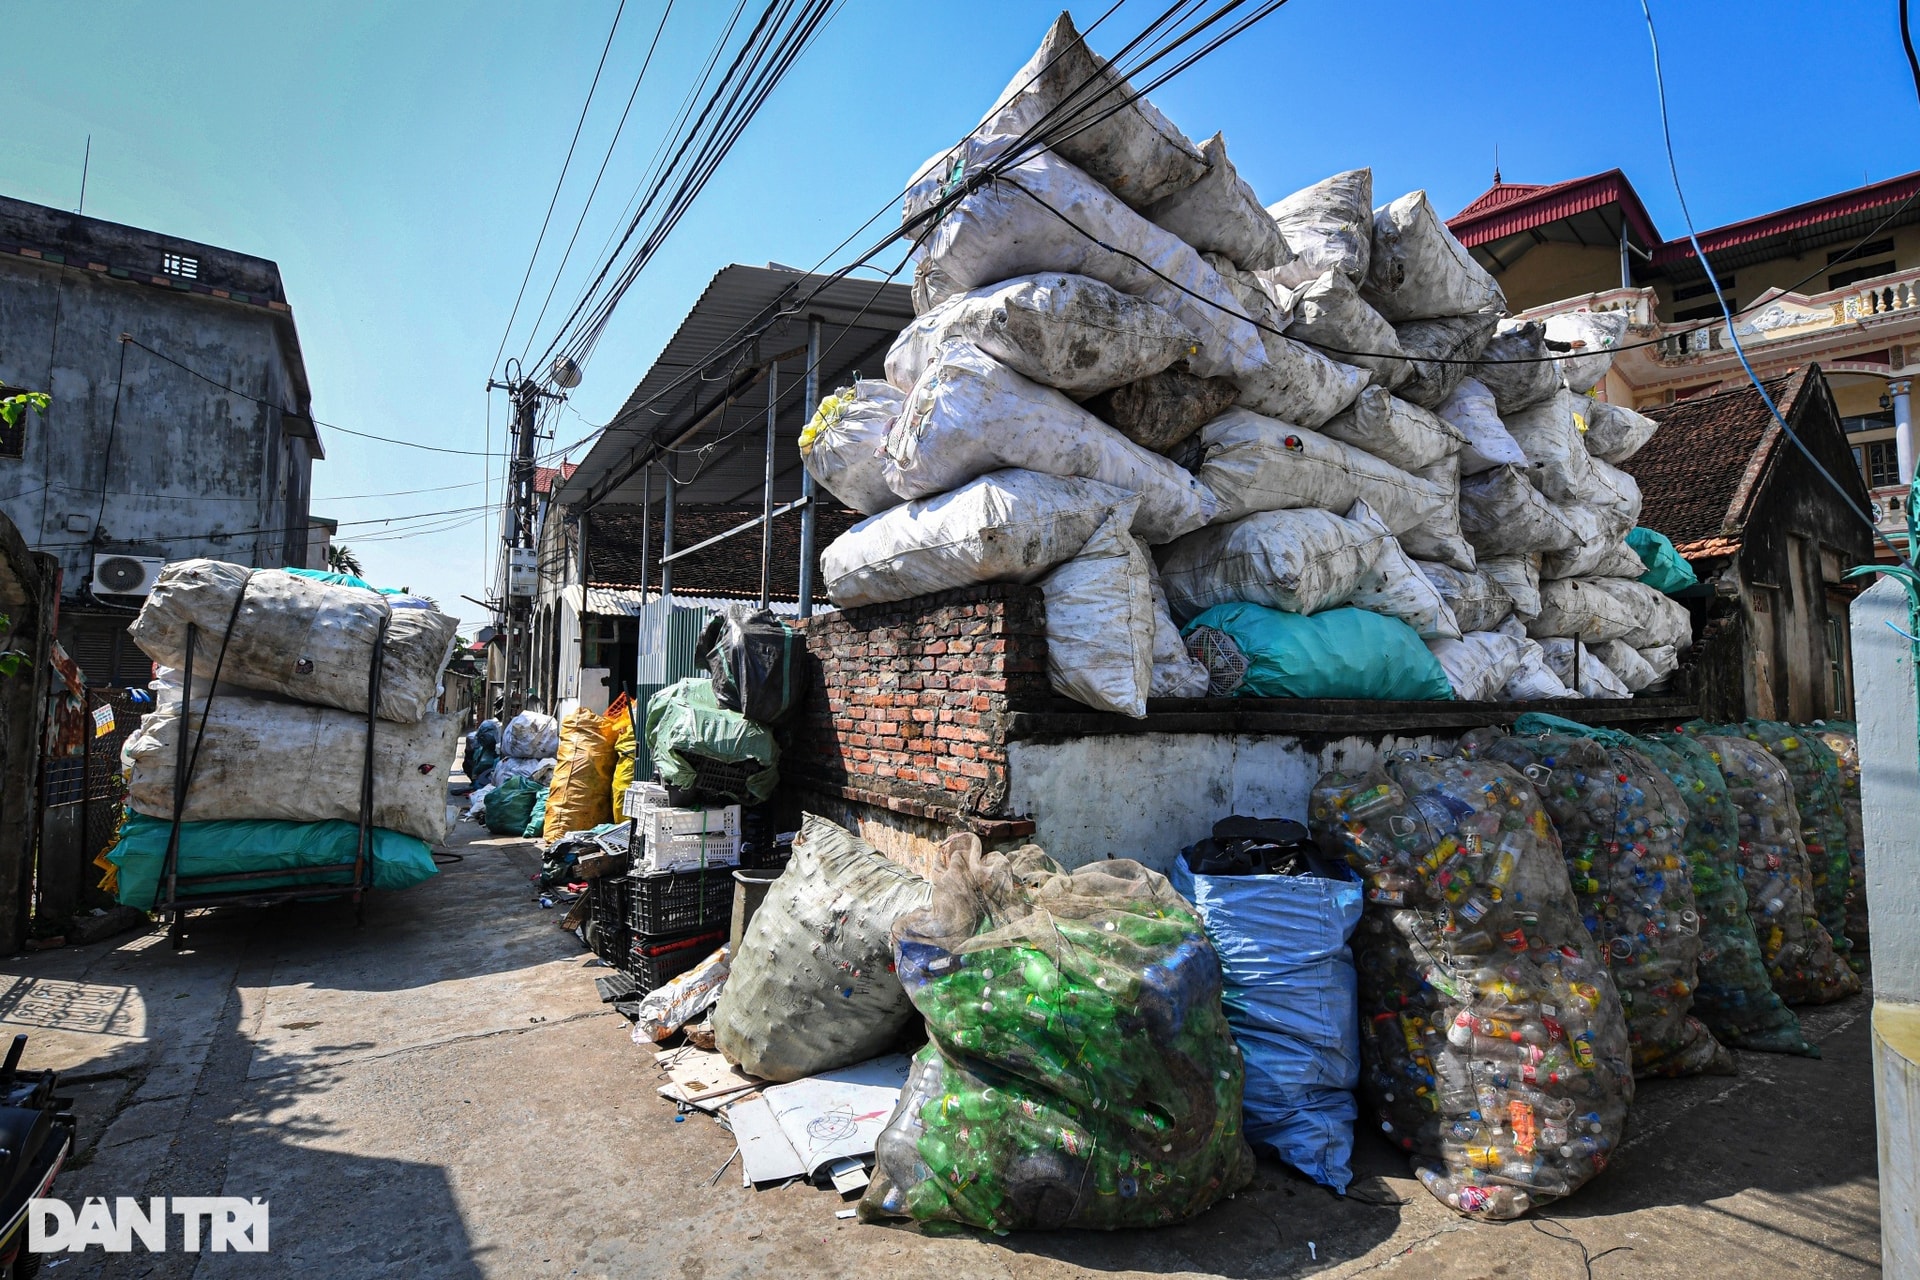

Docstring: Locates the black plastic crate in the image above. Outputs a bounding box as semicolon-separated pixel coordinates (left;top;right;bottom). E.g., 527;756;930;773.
679;753;760;804
738;833;793;870
626;866;735;936
626;928;726;994
587;875;631;965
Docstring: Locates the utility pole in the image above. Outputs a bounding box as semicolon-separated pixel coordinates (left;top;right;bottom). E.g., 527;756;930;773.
487;366;568;720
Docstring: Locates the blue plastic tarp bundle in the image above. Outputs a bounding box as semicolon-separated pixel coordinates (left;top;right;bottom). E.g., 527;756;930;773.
1169;853;1364;1191
107;813;439;910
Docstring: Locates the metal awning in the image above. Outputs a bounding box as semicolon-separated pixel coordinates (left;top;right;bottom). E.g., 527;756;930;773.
555;263;916;512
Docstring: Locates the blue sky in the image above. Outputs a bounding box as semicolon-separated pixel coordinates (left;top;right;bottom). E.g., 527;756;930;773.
5;0;1908;629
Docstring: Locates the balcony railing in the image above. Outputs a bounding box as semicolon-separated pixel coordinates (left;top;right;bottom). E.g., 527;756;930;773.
1846;274;1920;319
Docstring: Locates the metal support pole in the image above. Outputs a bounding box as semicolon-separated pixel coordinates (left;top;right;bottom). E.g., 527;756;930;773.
798;318;820;618
638;466;651;599
1619;217;1631;292
760;357;779;609
661;470;676;601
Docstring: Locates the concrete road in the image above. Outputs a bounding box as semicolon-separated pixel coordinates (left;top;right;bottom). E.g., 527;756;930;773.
0;816;1880;1279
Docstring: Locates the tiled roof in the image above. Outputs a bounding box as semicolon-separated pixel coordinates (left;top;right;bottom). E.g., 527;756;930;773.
1448;170;1663;251
533;462;577;494
1623;369;1813;556
585;501;863;600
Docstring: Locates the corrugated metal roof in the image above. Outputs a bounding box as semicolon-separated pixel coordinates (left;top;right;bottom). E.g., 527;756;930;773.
563;584;806;618
556;264;916;511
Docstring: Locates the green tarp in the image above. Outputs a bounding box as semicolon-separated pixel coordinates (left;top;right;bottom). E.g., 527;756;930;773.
1182;603;1453;700
107;813;438;910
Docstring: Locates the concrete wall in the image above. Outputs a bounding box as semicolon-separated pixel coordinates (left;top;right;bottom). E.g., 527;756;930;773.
0;252;313;590
1006;732;1443;872
1854;576;1920;1276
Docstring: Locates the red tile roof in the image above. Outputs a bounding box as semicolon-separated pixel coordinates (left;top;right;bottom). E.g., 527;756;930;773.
1622;369;1813;556
1448;170;1663;251
1649;168;1920;268
533;462;577;495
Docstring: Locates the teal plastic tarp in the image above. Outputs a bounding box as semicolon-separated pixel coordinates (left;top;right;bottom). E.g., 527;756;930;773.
107;813;438;910
645;677;780;801
1182;603;1454;700
1625;527;1698;594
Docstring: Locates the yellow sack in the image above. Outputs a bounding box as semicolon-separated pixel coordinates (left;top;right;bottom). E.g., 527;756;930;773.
543;708;619;841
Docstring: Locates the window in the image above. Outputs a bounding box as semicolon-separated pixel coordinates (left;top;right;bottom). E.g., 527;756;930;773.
160;252;198;279
1865;438;1901;488
1830;260;1897;290
1842;411;1894;434
1830;239;1894;264
1826;607;1851;716
582;617;620;667
0;410;24;460
1673;301;1733;322
1672;275;1732;301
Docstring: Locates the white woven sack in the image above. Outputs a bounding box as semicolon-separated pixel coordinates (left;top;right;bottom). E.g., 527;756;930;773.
1394;312;1499;409
821;470;1128;609
1317;387;1462;472
1496;618;1577;701
1345;501;1460;640
1402;454;1477;572
1590;638;1660;693
1472;320;1563;414
1482;554;1544;621
1194;408;1448;532
907;136;1265;380
1581;396;1661;464
800;380;904;515
1145;548;1211;697
886;274;1199;399
1529;578;1654;644
1362;191;1505;322
1504;390;1603;504
1544;310;1632;394
1433;378;1528;475
1264;169;1373;287
1230;328;1369;428
1543;529;1647;581
1039;506;1155;718
1538;637;1632;699
1417;561;1512;633
886;342;1217;543
1144;132;1290;271
1155;506;1390;622
1637;643;1680;683
1427;629;1528;701
1460;466;1580;555
1267;270;1409;388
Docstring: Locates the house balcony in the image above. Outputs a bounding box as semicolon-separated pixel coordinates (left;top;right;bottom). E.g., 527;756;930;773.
1870;483;1915;558
1648;264;1920;367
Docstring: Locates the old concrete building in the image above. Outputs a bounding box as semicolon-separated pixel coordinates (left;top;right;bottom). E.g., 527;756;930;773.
0;194;322;686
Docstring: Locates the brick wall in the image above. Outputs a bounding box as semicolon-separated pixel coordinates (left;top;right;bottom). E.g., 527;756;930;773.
787;584;1048;833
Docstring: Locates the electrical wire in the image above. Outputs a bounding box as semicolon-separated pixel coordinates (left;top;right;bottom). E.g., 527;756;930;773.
1637;0;1906;565
488;0;631;380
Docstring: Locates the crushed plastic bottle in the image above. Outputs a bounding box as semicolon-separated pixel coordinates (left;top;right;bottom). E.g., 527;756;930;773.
862;838;1254;1232
1309;755;1632;1221
1461;730;1732;1079
1692;734;1858;1006
1810;721;1867;960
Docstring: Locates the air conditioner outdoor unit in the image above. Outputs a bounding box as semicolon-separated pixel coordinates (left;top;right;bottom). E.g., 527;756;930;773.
91;553;166;597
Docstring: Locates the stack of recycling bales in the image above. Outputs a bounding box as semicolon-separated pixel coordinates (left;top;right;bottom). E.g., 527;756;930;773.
805;12;1693;713
485;710;557;837
106;560;459;907
1811;721;1868;954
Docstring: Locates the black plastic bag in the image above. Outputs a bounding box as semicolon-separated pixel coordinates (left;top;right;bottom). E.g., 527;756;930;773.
695;610;809;725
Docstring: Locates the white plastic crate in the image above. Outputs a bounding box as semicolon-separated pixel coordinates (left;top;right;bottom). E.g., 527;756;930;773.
634;830;742;875
620;783;670;820
639;803;740;843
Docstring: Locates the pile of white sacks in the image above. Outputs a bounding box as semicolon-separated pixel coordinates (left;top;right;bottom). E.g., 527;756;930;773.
805;12;1688;716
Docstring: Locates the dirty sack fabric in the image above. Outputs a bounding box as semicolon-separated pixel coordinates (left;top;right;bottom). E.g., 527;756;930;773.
821;470;1127;608
1230;328;1370;428
800;380;904;515
1168;852;1364;1191
1393;312;1499;409
962;11;1207;209
863;838;1254;1231
1543;524;1647;581
1399;455;1477;573
1469;321;1562;414
1433;378;1527;475
502;710;560;760
541;708;617;841
1459;466;1580;556
1499;633;1574;701
1580;396;1661;464
1155;506;1390;622
1416;561;1512;634
1269;270;1410;388
1038;503;1155;718
1503;391;1601;504
1144;132;1291;271
1194;409;1448;532
885;341;1217;543
1362;192;1506;322
907;136;1264;380
1543;310;1632;394
1145;549;1212;697
1426;628;1527;701
644;677;780;803
106;814;438;912
1317;386;1464;473
1181;603;1452;700
1264;169;1374;287
1636;644;1680;684
713;814;932;1082
1528;579;1656;645
1204;253;1294;338
1083;365;1240;452
122;692;458;844
884;274;1200;399
1537;638;1633;699
492;755;555;786
1589;638;1660;693
1344;501;1460;640
129;560;458;724
1481;554;1543;620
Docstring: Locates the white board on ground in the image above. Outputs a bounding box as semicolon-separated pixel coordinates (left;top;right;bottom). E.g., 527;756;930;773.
726;1093;810;1185
763;1053;914;1181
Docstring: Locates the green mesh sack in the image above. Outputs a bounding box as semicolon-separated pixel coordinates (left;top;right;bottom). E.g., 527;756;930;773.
1462;730;1732;1079
1812;722;1867;955
1637;733;1813;1054
1692;734;1858;1006
863;840;1254;1232
1309;756;1633;1221
1728;720;1854;959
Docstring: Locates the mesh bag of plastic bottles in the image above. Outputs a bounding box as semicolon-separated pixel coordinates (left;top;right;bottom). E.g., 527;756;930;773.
1462;730;1732;1078
1812;721;1867;953
1726;720;1855;960
863;837;1255;1232
1308;757;1633;1221
1692;735;1860;1005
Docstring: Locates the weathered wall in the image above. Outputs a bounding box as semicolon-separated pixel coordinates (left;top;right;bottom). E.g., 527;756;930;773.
0;519;55;952
0;245;313;592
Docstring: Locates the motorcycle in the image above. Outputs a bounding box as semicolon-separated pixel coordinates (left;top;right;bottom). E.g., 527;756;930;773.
0;1035;76;1280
